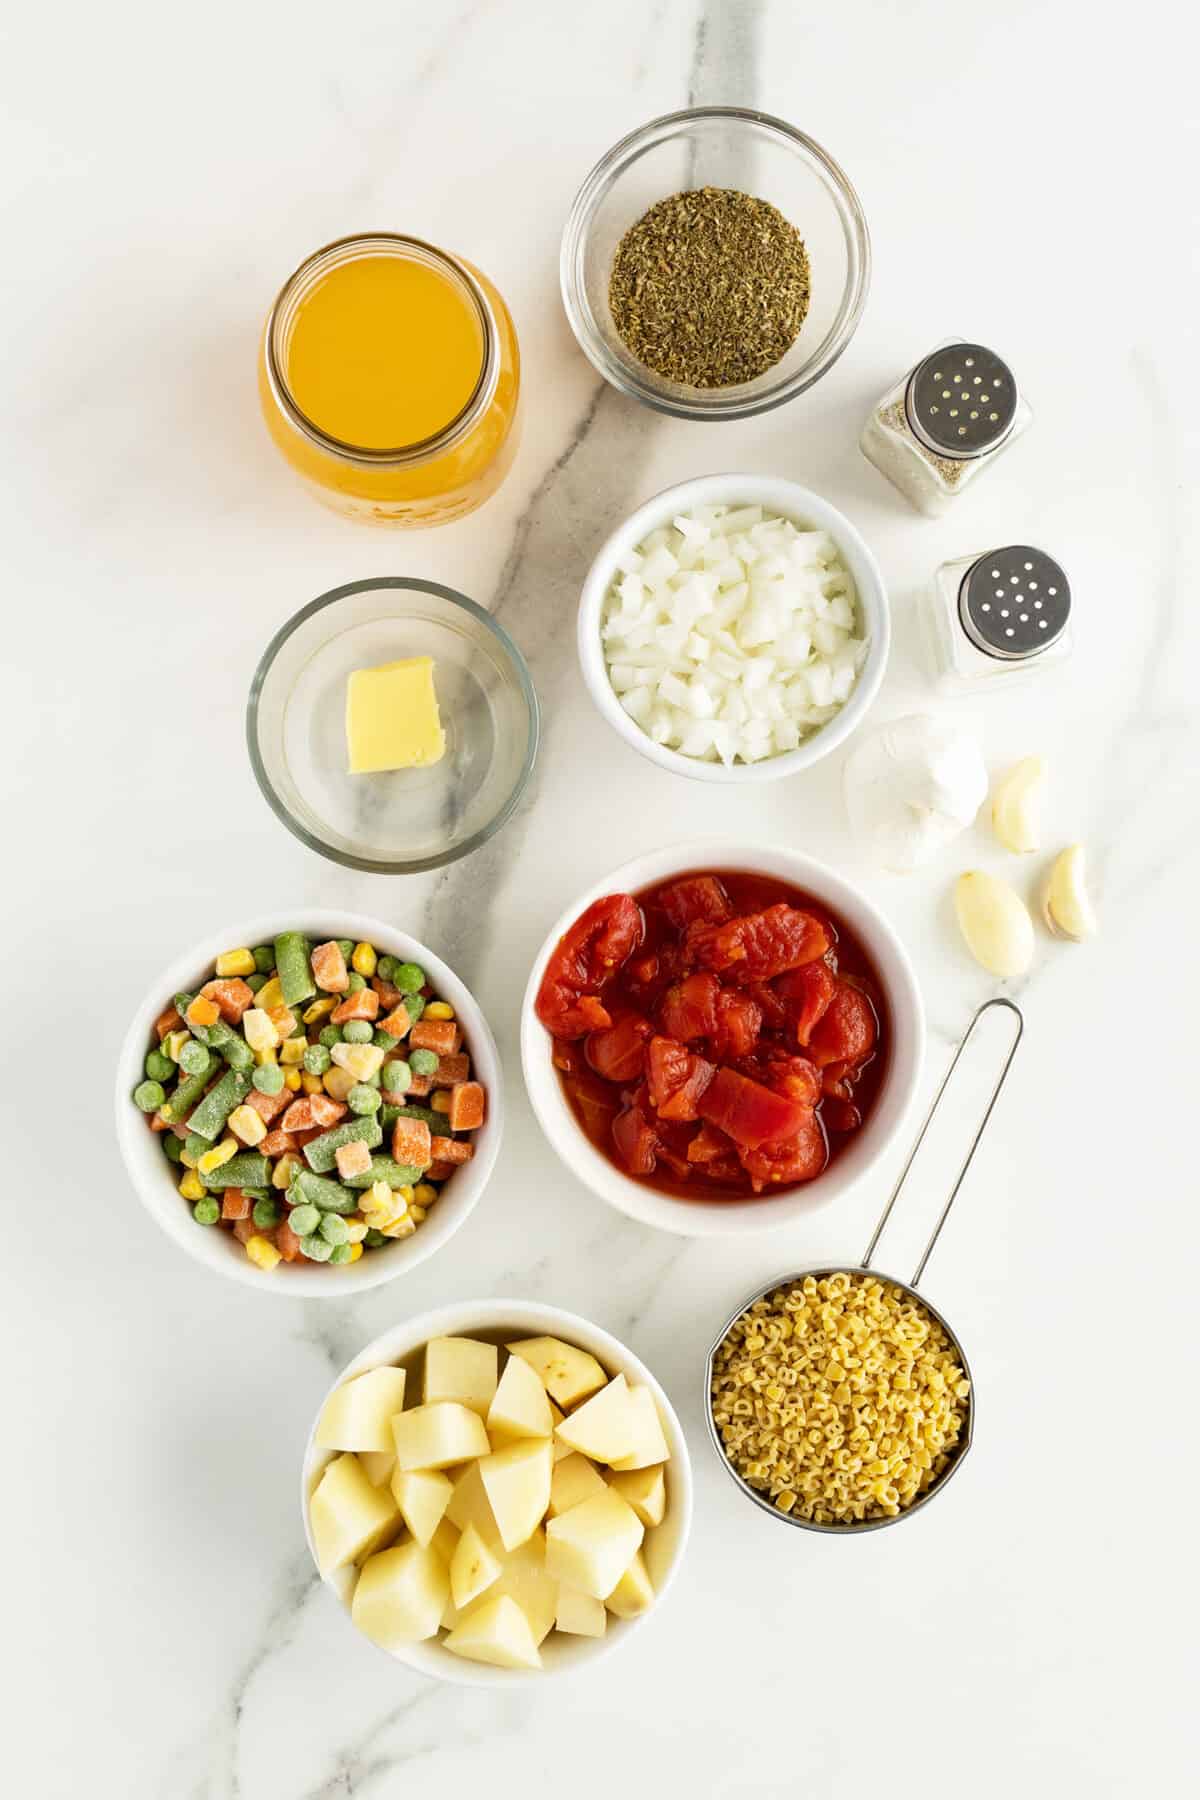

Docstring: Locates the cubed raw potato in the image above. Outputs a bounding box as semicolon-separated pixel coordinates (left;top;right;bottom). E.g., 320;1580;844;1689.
309;1454;401;1577
605;1549;654;1620
430;1518;460;1567
451;1522;502;1611
359;1450;397;1489
390;1467;454;1546
351;1541;449;1648
549;1400;572;1462
445;1459;502;1552
555;1586;607;1638
391;1401;489;1471
608;1464;667;1528
444;1593;541;1671
609;1384;671;1471
441;1528;558;1641
506;1337;607;1409
544;1489;643;1601
549;1453;607;1517
422;1337;499;1419
479;1439;553;1551
554;1373;638;1466
487;1353;554;1443
315;1367;408;1454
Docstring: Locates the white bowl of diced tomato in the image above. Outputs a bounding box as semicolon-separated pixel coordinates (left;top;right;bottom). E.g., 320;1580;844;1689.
116;912;502;1293
521;843;924;1237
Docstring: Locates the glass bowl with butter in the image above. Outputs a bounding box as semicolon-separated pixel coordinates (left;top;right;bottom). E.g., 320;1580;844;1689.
248;578;539;873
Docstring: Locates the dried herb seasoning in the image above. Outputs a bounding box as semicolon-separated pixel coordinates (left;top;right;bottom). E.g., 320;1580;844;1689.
608;186;811;389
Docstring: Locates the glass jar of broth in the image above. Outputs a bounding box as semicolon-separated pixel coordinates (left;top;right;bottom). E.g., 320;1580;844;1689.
259;233;521;527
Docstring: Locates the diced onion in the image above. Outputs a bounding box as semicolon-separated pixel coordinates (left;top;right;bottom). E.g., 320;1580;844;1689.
601;503;869;765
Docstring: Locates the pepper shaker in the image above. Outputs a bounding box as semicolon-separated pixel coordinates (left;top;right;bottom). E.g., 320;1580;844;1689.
860;339;1033;516
923;544;1072;693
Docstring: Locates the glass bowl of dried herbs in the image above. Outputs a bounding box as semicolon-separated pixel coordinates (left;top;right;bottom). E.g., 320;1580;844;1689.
561;107;870;421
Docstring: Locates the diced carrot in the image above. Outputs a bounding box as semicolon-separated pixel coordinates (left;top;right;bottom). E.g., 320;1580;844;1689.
221;1189;252;1221
372;977;402;1011
260;1128;298;1158
280;1097;316;1133
448;1081;486;1132
425;1159;455;1182
429;1135;473;1166
186;995;220;1030
233;1215;263;1245
438;1053;471;1086
267;1004;297;1039
293;1126;323;1148
245;1085;289;1124
154;1004;182;1041
149;1112;171;1133
391;1116;432;1167
276;1218;303;1262
200;977;255;1025
307;1092;347;1129
406;1071;433;1098
379;1004;411;1039
335;1139;373;1179
409;1019;462;1056
311;941;350;994
331;988;380;1024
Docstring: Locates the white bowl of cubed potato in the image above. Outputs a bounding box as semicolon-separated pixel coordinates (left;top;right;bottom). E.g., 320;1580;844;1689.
300;1300;693;1685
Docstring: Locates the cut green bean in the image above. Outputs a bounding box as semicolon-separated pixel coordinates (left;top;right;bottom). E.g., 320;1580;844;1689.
383;1102;441;1130
161;1066;212;1125
274;931;315;1007
186;1069;250;1141
288;1170;358;1213
302;1115;382;1174
200;1152;271;1190
342;1157;423;1190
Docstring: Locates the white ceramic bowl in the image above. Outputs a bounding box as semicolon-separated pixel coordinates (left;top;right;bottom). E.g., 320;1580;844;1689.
300;1299;693;1685
577;474;889;784
521;841;924;1238
115;911;502;1295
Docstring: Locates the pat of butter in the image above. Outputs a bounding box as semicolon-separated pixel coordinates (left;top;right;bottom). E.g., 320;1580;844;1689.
345;656;446;774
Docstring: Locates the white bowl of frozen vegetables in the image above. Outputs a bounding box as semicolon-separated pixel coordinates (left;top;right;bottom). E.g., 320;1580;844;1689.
115;912;502;1294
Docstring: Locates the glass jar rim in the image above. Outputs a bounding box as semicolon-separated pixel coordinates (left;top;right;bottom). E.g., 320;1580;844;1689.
263;232;500;465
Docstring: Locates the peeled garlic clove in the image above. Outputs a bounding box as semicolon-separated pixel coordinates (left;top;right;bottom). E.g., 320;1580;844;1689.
954;871;1035;978
991;755;1047;854
1043;844;1098;941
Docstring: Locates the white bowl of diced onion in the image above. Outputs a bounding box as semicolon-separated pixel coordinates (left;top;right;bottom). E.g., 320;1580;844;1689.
578;474;889;781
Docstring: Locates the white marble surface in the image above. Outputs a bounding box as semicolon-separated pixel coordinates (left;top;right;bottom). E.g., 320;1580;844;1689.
3;1;1197;1794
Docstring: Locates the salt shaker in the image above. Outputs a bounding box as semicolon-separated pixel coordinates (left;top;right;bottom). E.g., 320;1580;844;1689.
924;544;1072;693
860;339;1032;516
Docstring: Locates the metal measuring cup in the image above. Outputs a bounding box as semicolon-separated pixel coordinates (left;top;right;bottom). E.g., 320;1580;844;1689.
704;997;1024;1535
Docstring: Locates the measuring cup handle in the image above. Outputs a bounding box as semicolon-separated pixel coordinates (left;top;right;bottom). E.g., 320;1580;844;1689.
860;996;1024;1288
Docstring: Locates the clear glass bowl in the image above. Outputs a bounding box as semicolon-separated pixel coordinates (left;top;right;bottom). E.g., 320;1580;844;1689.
560;106;870;422
247;578;539;873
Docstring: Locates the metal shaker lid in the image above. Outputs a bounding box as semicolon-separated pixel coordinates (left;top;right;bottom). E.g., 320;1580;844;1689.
958;546;1070;661
905;343;1018;460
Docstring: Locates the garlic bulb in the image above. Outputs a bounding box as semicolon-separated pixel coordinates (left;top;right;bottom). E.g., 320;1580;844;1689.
1043;845;1098;941
844;714;987;874
991;755;1047;854
954;871;1035;978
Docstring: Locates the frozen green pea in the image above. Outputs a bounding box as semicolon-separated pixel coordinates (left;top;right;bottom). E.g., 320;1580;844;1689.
393;962;425;995
252;945;276;974
346;971;366;995
304;1043;332;1075
288;1203;320;1238
299;1235;333;1263
274;931;315;1007
382;1060;412;1098
405;994;425;1023
145;1048;175;1082
252;1062;285;1095
179;1040;211;1077
347;1083;381;1116
163;1135;183;1164
246;972;267;993
372;1029;394;1049
133;1079;165;1113
336;939;354;961
343;1019;373;1044
328;1243;354;1265
241;1187;269;1201
318;1025;342;1048
193;1197;220;1225
318;1212;350;1245
377;955;397;983
409;1048;439;1076
184;1133;209;1160
364;1228;386;1248
252;1196;281;1229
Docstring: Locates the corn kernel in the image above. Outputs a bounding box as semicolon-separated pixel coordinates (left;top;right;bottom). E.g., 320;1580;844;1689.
254;1046;277;1067
179;1170;205;1201
228;1105;267;1147
301;1072;323;1095
273;1152;302;1190
245;1234;282;1271
351;942;377;978
383;1215;416;1239
409;1204;426;1223
255;976;284;1012
330;1041;384;1081
303;997;335;1024
345;1241;364;1263
431;1091;451;1114
242;1007;280;1054
280;1037;307;1066
423;1001;454;1021
197;1137;237;1175
179;1147;199;1169
343;1217;369;1244
216;948;256;978
323;1065;356;1102
283;1068;302;1091
413;1182;438;1206
164;1030;191;1063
